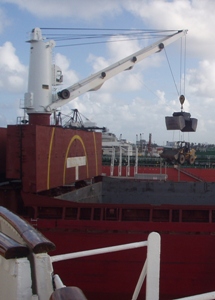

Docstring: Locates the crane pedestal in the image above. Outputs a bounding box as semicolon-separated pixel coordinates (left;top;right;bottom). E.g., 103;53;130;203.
28;113;51;126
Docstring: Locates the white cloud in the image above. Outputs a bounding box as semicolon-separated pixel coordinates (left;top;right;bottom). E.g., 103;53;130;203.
124;0;215;59
107;35;141;62
2;0;122;20
0;7;10;34
186;60;215;98
87;54;109;72
0;41;27;92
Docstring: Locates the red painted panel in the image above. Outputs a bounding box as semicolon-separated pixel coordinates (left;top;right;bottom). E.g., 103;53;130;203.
6;126;21;179
28;113;51;125
6;125;102;192
0;128;7;179
22;125;40;192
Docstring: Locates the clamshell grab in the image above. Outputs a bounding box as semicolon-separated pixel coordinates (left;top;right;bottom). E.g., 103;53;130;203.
165;95;198;132
165;112;198;132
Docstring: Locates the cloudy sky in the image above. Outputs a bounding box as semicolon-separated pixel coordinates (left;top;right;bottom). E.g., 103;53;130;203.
0;0;215;146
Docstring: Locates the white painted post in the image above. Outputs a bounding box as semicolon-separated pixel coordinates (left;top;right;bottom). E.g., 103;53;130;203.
33;253;54;300
131;260;147;300
126;146;130;177
0;256;33;299
134;146;138;175
118;145;122;176
110;147;115;176
146;232;161;300
53;274;66;289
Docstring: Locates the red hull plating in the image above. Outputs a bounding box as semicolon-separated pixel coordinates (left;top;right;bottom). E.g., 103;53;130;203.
34;218;215;300
20;192;215;300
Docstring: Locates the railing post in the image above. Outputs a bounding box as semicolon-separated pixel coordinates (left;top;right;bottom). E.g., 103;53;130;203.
146;232;161;300
131;260;147;300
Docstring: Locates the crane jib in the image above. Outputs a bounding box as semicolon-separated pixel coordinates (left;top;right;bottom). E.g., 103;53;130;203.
46;29;187;111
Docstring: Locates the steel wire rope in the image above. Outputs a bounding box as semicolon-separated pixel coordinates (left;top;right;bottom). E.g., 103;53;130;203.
164;48;180;141
183;36;190;144
55;37;164;48
43;32;165;42
163;37;187;143
133;73;165;103
40;27;177;33
180;38;182;96
179;35;187;98
163;48;180;97
183;35;187;100
39;28;181;48
45;33;152;42
179;36;189;143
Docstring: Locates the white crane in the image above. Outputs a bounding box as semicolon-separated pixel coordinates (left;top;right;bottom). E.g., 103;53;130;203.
24;27;187;124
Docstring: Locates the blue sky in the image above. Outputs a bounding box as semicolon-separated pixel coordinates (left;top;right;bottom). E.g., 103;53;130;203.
0;0;215;145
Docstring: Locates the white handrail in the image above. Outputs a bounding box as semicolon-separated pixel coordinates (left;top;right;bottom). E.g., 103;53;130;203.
51;240;148;263
50;232;214;300
51;232;161;300
174;291;215;300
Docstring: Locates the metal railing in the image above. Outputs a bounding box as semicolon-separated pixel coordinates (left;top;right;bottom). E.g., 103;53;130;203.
174;292;215;300
51;231;215;300
51;232;161;300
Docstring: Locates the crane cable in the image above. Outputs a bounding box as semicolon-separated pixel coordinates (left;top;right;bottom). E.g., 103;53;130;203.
163;35;187;143
163;47;180;97
182;35;187;99
163;35;187;99
39;28;182;48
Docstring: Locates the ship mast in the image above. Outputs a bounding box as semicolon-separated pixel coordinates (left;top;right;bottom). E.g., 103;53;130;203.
24;28;62;125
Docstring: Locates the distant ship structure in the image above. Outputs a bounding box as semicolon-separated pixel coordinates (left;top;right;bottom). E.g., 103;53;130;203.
102;131;215;170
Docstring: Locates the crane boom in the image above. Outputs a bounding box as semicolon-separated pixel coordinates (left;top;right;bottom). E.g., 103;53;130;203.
47;29;187;112
24;28;187;117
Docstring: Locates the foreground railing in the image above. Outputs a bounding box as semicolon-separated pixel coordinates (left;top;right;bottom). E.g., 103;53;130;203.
51;232;161;300
51;231;215;300
174;291;215;300
1;206;215;300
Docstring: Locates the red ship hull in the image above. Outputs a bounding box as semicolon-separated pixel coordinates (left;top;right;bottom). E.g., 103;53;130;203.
31;207;215;300
19;188;215;300
1;124;215;299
